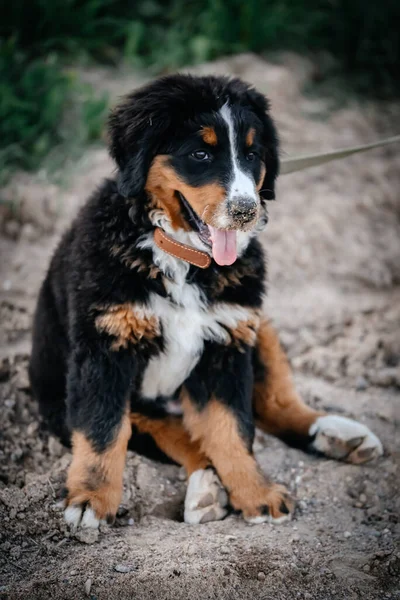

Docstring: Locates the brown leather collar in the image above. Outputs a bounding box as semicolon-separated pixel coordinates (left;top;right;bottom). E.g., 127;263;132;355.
154;227;211;269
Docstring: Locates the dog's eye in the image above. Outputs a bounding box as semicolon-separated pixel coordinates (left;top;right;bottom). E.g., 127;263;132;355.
246;151;256;162
191;150;211;161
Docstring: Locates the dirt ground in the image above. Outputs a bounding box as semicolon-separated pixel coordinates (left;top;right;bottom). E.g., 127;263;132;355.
0;54;399;600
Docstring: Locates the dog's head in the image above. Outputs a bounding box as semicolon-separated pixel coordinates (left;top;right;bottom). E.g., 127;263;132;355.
109;74;279;265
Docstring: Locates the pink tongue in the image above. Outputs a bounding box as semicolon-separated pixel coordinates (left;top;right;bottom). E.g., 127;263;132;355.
208;226;237;266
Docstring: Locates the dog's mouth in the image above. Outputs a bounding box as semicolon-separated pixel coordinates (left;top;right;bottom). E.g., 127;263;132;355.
177;192;238;266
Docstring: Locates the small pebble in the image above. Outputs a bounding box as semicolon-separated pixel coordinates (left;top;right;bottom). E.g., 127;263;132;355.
117;506;129;518
26;422;39;436
20;223;38;242
355;376;369;391
177;468;186;481
4;220;20;239
114;564;136;573
127;518;135;526
84;578;92;596
257;571;266;581
48;436;63;458
363;565;371;573
223;567;230;576
343;531;352;538
359;494;367;503
75;528;99;545
220;546;230;555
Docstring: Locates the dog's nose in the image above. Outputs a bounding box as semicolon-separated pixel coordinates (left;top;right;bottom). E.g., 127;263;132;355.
228;196;258;225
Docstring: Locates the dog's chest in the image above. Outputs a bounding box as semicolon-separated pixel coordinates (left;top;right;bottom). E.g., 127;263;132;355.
139;277;249;400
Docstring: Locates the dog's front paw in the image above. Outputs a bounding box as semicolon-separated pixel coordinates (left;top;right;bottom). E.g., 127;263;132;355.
64;502;107;531
184;468;229;524
309;415;383;464
231;483;295;524
64;460;123;530
64;480;121;530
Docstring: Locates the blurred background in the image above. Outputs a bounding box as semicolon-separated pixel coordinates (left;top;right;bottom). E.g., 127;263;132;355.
1;0;399;182
1;4;400;597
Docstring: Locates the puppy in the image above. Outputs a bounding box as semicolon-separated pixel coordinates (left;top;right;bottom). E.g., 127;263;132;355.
29;74;383;530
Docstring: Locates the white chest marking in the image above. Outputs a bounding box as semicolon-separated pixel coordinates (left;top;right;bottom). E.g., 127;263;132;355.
138;235;252;399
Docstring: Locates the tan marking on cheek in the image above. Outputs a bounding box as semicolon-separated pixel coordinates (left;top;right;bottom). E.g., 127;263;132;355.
184;182;226;225
256;163;266;192
95;303;160;350
145;156;190;231
246;128;256;147
66;414;131;520
145;155;227;229
201;126;218;146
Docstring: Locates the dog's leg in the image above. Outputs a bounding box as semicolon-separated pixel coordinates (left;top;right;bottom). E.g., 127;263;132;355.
253;319;383;463
130;413;209;474
64;343;134;530
130;414;228;524
181;345;294;524
29;277;70;445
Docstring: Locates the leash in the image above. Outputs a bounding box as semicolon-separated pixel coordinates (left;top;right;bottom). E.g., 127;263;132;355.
280;135;400;175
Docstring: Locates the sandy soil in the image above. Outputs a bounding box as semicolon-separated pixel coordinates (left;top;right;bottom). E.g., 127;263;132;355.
0;54;399;600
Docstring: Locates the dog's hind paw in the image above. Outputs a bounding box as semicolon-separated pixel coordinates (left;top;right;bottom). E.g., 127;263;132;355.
184;468;229;524
309;415;383;464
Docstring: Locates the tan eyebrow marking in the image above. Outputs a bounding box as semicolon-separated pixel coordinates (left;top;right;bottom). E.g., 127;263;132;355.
246;127;256;147
201;126;218;146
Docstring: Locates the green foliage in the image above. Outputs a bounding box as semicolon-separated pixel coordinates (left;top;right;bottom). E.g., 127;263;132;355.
0;39;108;181
2;0;399;85
0;41;69;173
1;0;399;179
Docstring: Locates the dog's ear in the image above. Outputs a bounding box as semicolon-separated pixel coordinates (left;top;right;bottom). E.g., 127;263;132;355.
244;88;279;201
108;91;171;198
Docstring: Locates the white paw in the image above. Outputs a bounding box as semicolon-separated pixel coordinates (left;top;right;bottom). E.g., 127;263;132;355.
184;468;229;524
64;505;103;530
309;415;383;464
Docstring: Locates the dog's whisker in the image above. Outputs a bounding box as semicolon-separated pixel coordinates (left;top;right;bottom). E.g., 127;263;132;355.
202;205;210;221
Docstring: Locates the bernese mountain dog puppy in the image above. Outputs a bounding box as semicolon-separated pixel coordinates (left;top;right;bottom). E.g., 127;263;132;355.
29;74;383;530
